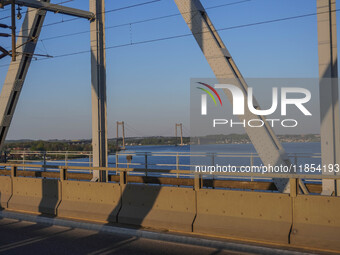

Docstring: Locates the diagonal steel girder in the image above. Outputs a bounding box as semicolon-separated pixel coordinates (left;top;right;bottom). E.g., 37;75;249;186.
0;0;94;20
174;0;296;193
0;2;50;151
317;0;340;195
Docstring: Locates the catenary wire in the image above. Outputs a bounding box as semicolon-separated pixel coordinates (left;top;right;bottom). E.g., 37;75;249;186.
1;7;337;69
39;0;251;42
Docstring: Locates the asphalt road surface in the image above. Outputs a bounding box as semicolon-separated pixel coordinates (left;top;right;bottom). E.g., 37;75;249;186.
0;218;255;255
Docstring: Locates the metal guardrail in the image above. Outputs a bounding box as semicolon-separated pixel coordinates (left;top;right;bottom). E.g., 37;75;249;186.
0;162;333;194
2;150;325;182
4;151;92;170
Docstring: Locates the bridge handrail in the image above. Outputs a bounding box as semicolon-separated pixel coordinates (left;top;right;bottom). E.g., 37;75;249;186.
0;163;337;180
0;163;190;174
0;163;328;194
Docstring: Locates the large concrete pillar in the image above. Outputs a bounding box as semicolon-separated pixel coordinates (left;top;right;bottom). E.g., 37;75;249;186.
90;0;108;181
317;0;340;195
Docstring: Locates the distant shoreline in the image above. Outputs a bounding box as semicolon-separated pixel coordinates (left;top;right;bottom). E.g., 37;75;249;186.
3;134;320;152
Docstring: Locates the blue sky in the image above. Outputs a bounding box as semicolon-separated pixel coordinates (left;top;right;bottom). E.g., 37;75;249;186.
0;0;330;139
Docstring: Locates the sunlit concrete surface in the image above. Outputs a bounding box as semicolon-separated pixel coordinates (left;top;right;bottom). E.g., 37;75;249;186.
0;218;256;255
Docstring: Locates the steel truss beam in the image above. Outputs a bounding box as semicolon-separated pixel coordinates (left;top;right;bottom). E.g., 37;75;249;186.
0;0;106;183
0;2;50;151
317;0;340;196
0;0;94;20
90;0;108;182
174;0;297;193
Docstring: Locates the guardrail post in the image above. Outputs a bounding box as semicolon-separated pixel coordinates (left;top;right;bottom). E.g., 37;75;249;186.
126;155;132;171
43;152;46;172
290;178;298;197
211;152;215;166
60;167;67;181
194;173;201;190
120;169;127;185
176;153;179;178
11;165;17;178
145;152;148;176
23;152;25;171
115;153;119;174
65;151;68;166
211;153;215;185
250;153;254;182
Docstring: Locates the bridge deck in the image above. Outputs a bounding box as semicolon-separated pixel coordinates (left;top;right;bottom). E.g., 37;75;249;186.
0;217;259;255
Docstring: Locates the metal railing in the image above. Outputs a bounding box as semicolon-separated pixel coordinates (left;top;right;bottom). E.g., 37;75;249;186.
113;151;322;182
2;150;323;183
0;163;336;195
5;151;92;170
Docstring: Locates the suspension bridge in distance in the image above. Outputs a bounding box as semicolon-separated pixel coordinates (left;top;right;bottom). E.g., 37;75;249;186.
115;121;188;150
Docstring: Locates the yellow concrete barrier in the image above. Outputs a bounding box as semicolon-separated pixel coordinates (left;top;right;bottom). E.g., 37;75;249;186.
0;176;12;208
8;177;60;215
290;195;340;251
194;189;292;244
118;184;196;232
58;181;121;222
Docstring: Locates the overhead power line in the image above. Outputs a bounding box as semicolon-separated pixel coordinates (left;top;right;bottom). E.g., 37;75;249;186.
104;0;161;14
41;8;340;59
16;0;162;34
1;7;338;69
39;0;251;42
0;0;163;51
0;0;75;18
0;0;161;23
2;0;250;50
0;15;10;21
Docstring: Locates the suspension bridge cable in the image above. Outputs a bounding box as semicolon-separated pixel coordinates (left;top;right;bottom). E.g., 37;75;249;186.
125;123;148;137
157;126;177;137
182;126;191;137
